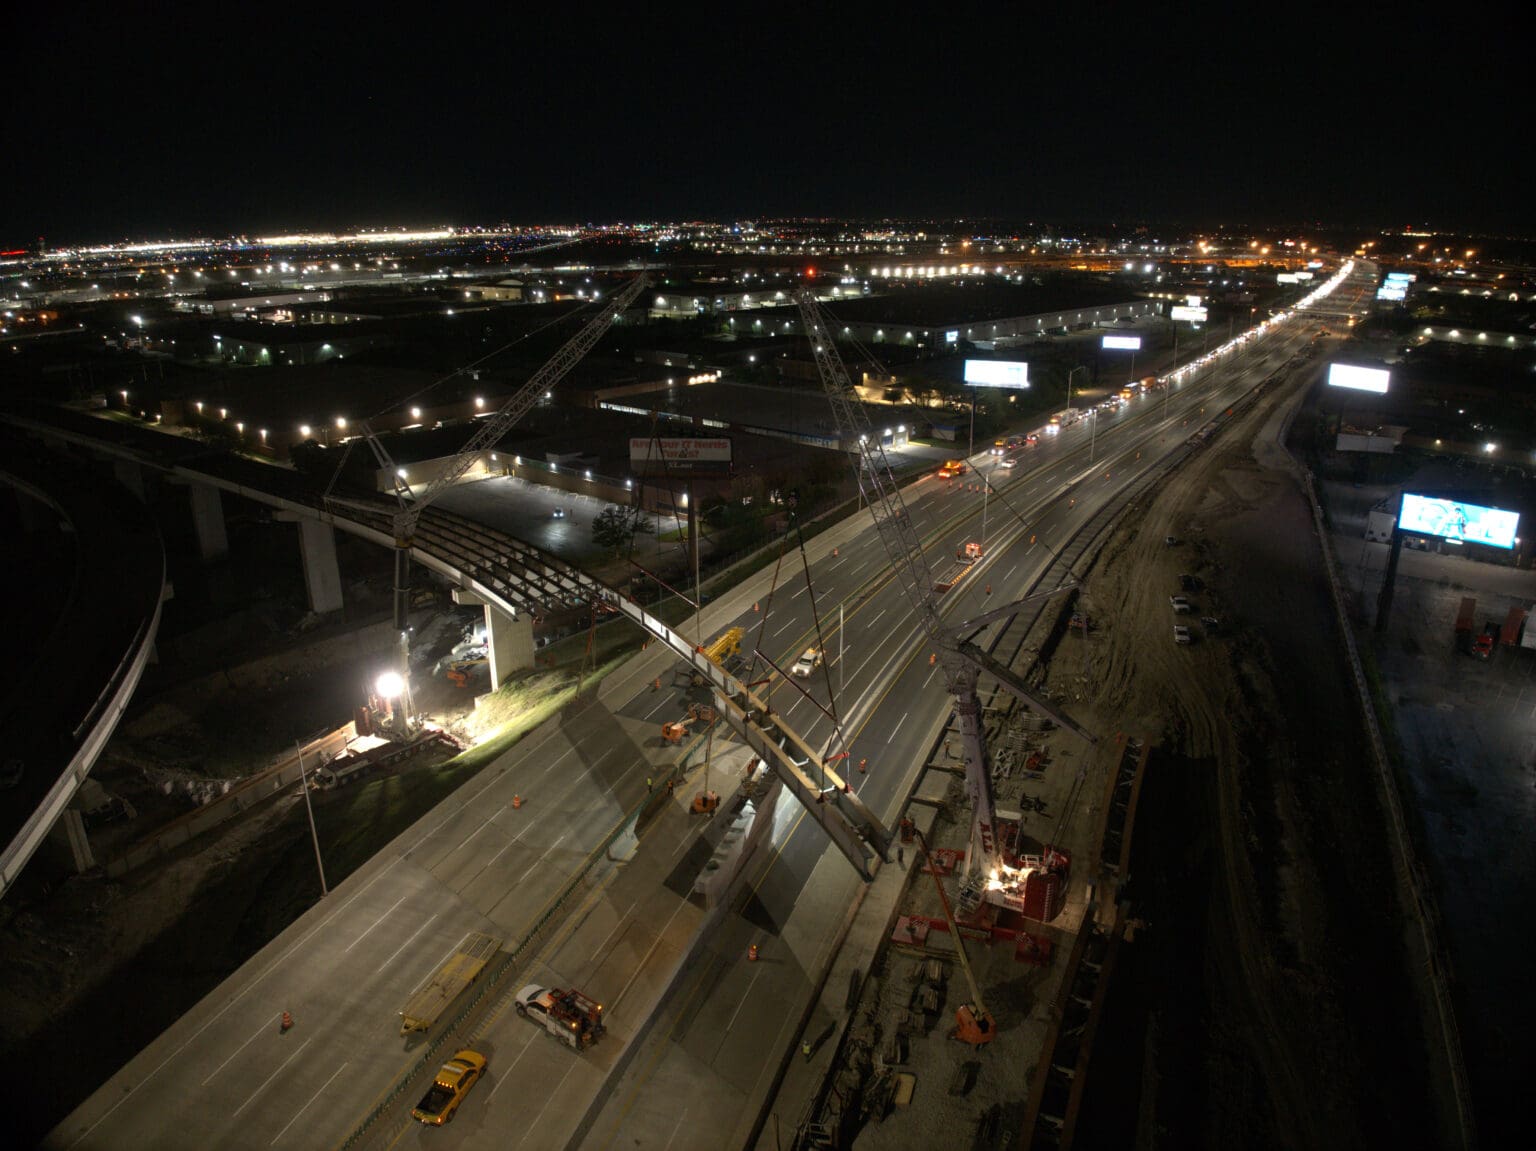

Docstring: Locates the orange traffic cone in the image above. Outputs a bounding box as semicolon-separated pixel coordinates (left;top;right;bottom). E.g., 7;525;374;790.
748;943;759;961
929;653;937;666
512;794;523;809
754;602;760;613
833;547;839;557
653;677;661;691
858;757;868;774
280;1011;293;1033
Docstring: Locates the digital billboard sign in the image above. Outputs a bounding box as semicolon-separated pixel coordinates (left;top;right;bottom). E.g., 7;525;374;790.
1101;334;1142;350
629;436;733;473
1169;305;1208;322
1327;363;1391;394
964;360;1030;389
1399;493;1519;549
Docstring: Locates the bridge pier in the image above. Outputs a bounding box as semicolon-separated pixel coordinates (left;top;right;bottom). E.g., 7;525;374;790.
296;519;344;614
451;589;533;688
49;809;95;874
187;483;228;561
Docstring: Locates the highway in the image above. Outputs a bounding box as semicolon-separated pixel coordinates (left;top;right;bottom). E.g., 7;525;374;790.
47;262;1377;1150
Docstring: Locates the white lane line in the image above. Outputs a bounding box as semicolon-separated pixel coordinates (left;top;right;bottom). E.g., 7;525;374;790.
771;618;796;637
610;900;690;1011
514;1063;576;1151
663;1108;690;1151
268;1061;347;1145
790;584;810;599
1006;563;1017;579
643;697;670;720
230;1035;314;1119
487;1031;539;1102
887;712;908;744
869;609;886;627
724;968;763;1036
451;802;508;855
374;914;438;975
200;1016;273;1085
516;832;569;886
344;892;410;953
64;854;405;1147
592;901;637;962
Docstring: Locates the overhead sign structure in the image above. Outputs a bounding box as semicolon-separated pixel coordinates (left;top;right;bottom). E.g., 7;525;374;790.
1101;334;1142;351
1327;363;1391;394
1170;305;1208;322
964;359;1030;389
629;436;733;474
1399;493;1520;549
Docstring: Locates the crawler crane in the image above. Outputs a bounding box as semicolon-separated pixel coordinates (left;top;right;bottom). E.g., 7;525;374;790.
795;289;1096;905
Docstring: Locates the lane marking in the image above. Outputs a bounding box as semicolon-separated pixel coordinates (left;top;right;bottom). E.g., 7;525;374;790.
663;1108;690;1151
610;900;690;1012
450;801;508;855
486;1030;539;1102
200;1015;273;1086
344;892;411;953
887;712;908;744
724;967;763;1036
374;914;438;975
268;1060;348;1145
516;832;569;886
514;1062;576;1151
231;1035;314;1119
591;901;637;963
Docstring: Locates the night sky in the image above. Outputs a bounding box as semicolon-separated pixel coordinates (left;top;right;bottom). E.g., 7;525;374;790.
5;4;1521;245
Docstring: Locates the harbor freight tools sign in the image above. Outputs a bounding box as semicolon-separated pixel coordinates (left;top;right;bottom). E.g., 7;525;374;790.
1399;493;1519;549
629;436;733;474
1101;334;1142;350
964;359;1030;388
1327;363;1391;394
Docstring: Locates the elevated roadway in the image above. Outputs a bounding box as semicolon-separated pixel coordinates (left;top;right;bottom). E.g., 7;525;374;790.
43;262;1377;1149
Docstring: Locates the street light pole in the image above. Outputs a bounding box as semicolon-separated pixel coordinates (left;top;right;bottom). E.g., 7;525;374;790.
294;739;329;897
1089;408;1099;463
1066;364;1087;414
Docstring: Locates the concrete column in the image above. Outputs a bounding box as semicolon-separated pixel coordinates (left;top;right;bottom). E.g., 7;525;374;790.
297;518;343;614
50;808;95;873
112;459;145;501
452;588;534;688
188;483;228;561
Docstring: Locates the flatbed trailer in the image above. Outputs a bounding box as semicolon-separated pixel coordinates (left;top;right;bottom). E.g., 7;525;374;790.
399;932;503;1034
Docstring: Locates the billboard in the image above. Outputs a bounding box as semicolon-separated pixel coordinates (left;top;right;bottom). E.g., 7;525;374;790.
1277;273;1300;284
1327;363;1390;394
1170;305;1208;322
964;359;1030;389
1399;493;1519;549
1376;283;1407;301
1101;334;1142;351
629;436;733;473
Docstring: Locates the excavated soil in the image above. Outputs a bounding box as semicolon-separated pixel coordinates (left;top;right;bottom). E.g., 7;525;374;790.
1063;378;1458;1148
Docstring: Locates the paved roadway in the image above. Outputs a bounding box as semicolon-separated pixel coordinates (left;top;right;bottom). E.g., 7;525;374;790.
47;264;1377;1150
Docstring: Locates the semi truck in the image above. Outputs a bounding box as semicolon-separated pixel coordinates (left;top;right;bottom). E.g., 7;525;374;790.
399;932;503;1034
1454;597;1476;651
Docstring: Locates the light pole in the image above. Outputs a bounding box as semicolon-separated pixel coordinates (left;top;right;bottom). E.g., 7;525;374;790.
294;739;329;897
1066;365;1087;414
1089;407;1099;463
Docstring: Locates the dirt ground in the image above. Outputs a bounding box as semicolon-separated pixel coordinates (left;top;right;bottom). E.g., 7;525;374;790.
1060;377;1459;1147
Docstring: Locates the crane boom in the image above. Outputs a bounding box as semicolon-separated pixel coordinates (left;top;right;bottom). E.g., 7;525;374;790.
394;273;650;545
795;288;1091;884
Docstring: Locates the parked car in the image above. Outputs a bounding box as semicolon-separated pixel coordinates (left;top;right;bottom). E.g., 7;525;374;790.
1170;596;1192;613
1173;625;1192;645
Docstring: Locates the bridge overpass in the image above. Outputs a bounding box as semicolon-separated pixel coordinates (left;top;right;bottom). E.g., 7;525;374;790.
1;405;891;886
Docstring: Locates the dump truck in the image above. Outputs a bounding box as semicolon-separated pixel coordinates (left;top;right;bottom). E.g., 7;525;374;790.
514;984;606;1049
399;932;503;1035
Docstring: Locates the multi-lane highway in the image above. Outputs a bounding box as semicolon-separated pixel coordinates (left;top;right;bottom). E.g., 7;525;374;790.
48;262;1377;1150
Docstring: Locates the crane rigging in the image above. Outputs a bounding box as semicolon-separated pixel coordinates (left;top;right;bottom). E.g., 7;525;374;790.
334;274;651;720
795;287;1095;899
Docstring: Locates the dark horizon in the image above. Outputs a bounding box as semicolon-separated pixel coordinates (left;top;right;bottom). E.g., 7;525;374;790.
6;6;1523;246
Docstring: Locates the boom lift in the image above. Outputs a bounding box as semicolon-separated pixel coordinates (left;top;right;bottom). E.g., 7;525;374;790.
795;289;1096;901
914;827;996;1048
336;275;651;719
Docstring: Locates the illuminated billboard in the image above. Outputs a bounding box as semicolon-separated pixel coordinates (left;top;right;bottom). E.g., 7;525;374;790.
1170;305;1208;322
1399;493;1519;549
1101;334;1142;351
1376;283;1407;301
629;436;733;473
1277;273;1300;284
1327;363;1390;394
964;360;1030;389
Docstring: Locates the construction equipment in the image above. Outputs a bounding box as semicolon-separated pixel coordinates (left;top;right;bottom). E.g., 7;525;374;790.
341;274;651;722
797;289;1095;893
444;656;487;687
400;932;502;1035
514;984;605;1050
661;702;716;745
913;827;997;1049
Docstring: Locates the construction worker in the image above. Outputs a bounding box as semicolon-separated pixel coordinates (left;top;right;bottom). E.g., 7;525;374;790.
646;776;653;793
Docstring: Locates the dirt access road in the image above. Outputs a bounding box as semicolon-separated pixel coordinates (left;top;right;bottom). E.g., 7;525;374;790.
1060;366;1462;1147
